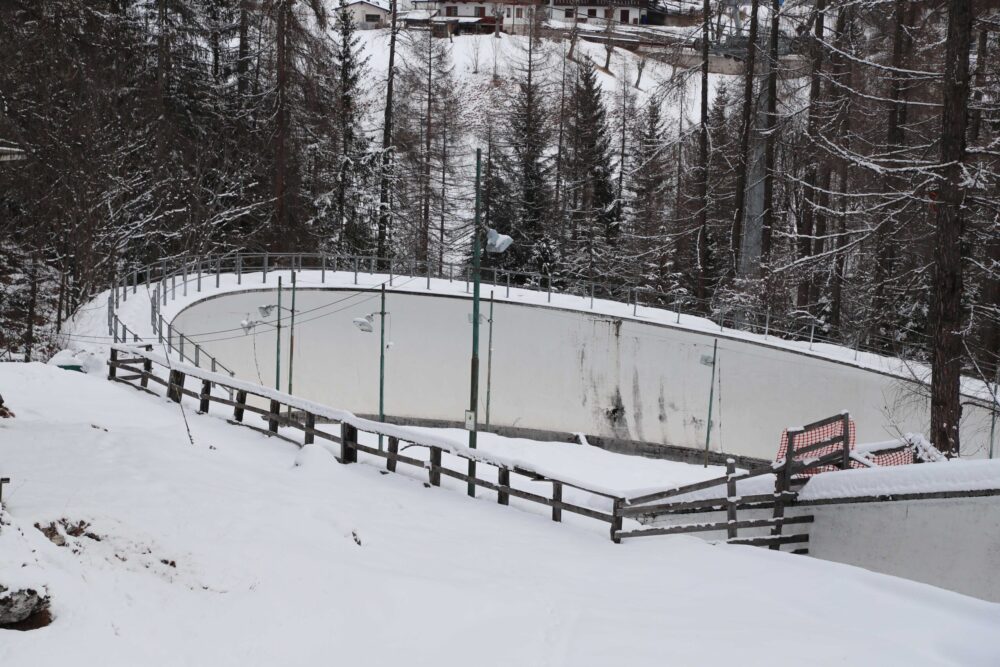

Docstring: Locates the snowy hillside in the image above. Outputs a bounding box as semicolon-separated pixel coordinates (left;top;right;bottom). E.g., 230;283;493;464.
2;361;999;665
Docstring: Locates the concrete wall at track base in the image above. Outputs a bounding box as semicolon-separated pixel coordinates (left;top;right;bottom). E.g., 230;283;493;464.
171;287;995;461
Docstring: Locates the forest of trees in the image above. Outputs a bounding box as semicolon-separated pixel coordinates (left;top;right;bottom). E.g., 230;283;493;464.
1;0;998;454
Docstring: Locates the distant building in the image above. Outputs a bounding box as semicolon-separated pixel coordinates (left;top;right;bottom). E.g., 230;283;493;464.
549;0;648;26
340;0;392;29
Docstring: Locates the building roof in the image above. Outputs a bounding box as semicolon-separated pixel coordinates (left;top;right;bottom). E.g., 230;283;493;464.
399;8;438;20
342;0;390;11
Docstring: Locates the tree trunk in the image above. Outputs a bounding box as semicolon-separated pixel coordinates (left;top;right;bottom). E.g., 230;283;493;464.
730;0;760;274
378;0;398;265
760;0;780;266
274;0;290;247
796;0;825;310
930;0;974;457
696;0;710;302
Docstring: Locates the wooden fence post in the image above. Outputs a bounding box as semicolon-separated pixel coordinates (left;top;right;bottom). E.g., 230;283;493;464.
199;380;211;413
141;355;152;388
387;436;399;472
304;412;315;445
725;458;738;540
340;423;358;463
267;399;280;433
770;431;796;548
611;498;623;543
234;390;247;422
552;481;563;522
428;447;442;486
497;468;510;505
167;370;185;403
841;412;852;470
108;348;118;380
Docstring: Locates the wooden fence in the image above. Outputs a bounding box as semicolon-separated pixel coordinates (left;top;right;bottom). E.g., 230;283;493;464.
108;344;857;551
108;345;624;537
616;413;858;552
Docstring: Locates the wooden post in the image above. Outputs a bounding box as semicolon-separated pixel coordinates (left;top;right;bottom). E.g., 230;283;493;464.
199;380;211;413
267;399;280;433
840;412;852;470
551;481;563;522
725;458;738;540
428;447;442;486
141;356;152;388
108;347;118;380
234;390;247;422
611;498;623;543
167;370;185;403
387;436;399;472
304;412;316;445
770;431;796;547
497;468;510;505
340;423;358;463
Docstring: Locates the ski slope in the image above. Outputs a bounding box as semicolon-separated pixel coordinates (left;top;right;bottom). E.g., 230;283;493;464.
2;361;999;666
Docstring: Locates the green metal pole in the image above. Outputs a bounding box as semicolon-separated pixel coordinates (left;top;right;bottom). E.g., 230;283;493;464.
703;338;718;468
379;282;386;451
288;272;296;397
275;276;282;392
990;366;998;459
468;148;482;498
486;290;494;430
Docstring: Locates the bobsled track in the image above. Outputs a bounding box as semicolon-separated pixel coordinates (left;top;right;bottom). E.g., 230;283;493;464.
85;253;999;463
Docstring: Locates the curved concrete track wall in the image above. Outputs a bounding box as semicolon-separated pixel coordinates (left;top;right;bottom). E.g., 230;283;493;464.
170;282;996;461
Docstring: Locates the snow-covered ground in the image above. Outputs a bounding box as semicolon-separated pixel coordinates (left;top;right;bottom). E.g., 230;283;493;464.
2;361;1000;665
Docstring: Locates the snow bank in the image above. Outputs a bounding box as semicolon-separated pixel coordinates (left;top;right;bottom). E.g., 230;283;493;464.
798;460;1000;501
3;362;1000;665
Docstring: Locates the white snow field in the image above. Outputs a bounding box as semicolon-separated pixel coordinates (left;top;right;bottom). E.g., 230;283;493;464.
3;362;1000;666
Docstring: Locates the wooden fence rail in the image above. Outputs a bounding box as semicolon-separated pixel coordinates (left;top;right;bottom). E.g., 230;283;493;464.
108;345;624;540
107;344;851;553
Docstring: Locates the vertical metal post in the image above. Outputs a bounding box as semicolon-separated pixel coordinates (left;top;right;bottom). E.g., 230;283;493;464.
197;259;202;292
468;148;483;498
182;258;188;297
237;253;242;285
288;272;296;400
263;252;268;283
809;323;816;350
275;276;282;391
547;276;552;303
215;257;221;288
378;283;387;451
321;255;326;283
485;290;494;430
990;366;998;459
764;311;770;339
354;258;358;285
703;338;718;468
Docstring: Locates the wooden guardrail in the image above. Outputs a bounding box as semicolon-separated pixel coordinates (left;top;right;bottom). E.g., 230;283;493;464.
107;345;855;553
108;344;626;539
614;413;859;552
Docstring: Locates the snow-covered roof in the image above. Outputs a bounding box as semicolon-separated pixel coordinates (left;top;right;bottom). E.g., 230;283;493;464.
400;9;437;20
342;0;390;11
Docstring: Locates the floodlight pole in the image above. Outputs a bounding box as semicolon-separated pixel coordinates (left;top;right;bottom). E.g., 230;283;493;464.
275;276;283;392
468;148;483;497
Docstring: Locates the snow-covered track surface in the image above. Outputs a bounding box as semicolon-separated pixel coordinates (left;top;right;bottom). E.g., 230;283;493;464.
3;361;1000;665
81;255;999;462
